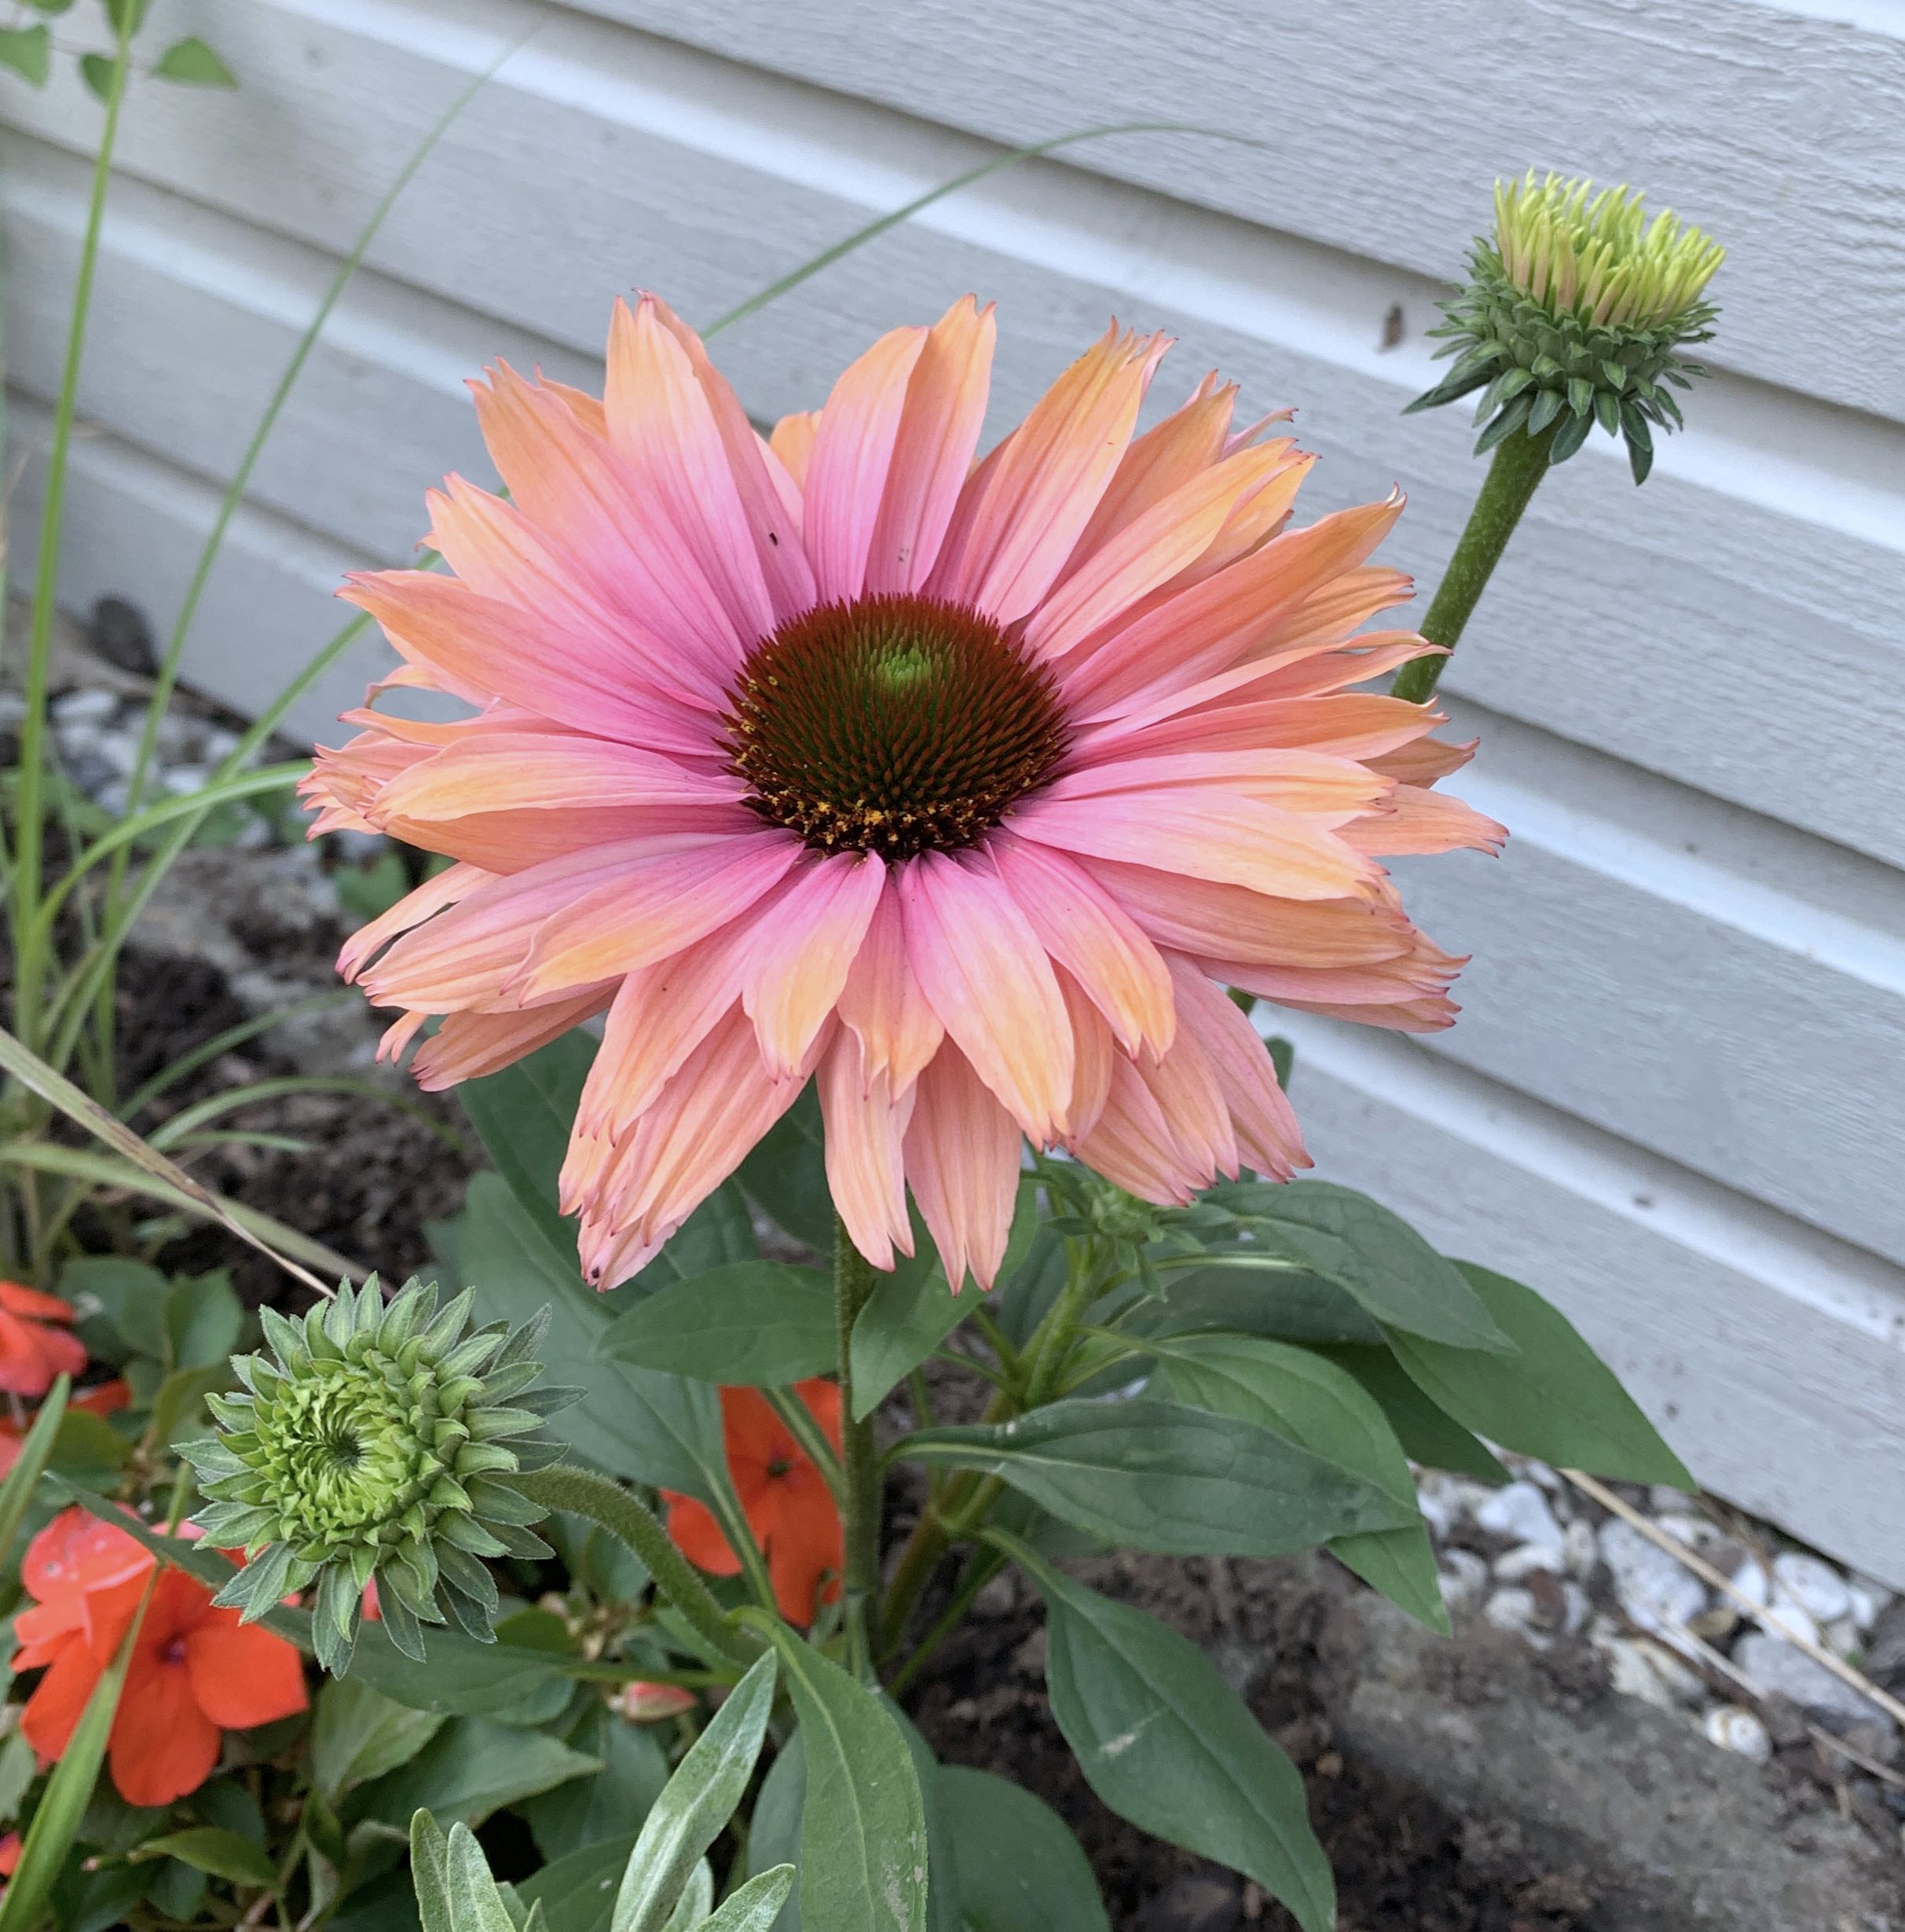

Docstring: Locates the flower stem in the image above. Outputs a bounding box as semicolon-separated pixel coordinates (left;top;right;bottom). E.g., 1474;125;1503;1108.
511;1464;758;1667
1390;422;1555;706
833;1218;884;1675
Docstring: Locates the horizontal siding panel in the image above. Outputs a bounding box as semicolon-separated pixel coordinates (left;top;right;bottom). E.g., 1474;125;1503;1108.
5;37;1904;868
6;398;394;747
560;0;1905;423
1279;1015;1905;1591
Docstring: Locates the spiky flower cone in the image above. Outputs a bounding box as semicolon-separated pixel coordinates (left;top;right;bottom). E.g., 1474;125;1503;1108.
1409;170;1724;482
181;1278;575;1674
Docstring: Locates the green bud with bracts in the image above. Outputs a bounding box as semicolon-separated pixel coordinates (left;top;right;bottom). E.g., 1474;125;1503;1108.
1407;170;1724;484
178;1277;577;1674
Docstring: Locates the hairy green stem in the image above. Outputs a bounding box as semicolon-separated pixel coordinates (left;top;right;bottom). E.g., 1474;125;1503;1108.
512;1464;757;1666
8;24;131;1061
834;1219;884;1673
1390;423;1555;706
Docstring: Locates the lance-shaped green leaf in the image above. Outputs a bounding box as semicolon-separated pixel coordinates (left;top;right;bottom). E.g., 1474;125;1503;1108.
939;1766;1108;1932
610;1651;778;1932
898;1398;1413;1556
603;1264;837;1385
993;1531;1333;1932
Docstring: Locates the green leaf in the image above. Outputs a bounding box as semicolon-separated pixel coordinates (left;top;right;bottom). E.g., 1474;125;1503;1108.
1125;1262;1381;1347
636;1184;757;1288
602;1263;837;1385
0;1375;68;1567
0;25;50;85
885;1705;960;1932
764;1630;927;1932
131;1827;278;1889
1315;1344;1509;1483
737;1086;833;1251
899;1397;1412;1556
997;1533;1332;1932
519;1835;638;1932
522;1699;669;1861
746;1736;805;1932
703;1868;798;1932
355;1717;599;1832
460;1032;598;1260
938;1766;1108;1932
164;1268;243;1369
610;1650;777;1932
1148;1334;1445;1633
459;1173;727;1499
79;49;117;101
412;1812;518;1932
104;0;152;31
152;34;236;86
1387;1263;1692;1486
63;1254;168;1361
343;1621;568;1718
1205;1181;1511;1351
313;1676;446;1799
0;1608;134;1932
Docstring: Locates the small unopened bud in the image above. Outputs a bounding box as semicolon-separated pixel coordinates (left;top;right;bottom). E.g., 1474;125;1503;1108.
1408;170;1724;483
180;1277;577;1674
613;1681;698;1724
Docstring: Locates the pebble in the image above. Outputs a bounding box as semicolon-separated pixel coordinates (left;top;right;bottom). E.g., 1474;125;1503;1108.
1728;1556;1771;1609
1761;1597;1821;1651
163;764;211;796
0;692;28;727
1595;1633;1680;1712
328;827;390;863
1475;1480;1564;1553
1773;1552;1852;1625
1849;1577;1892;1634
1599;1519;1708;1634
1494;1541;1567;1582
1823;1617;1862;1662
1562;1519;1599;1578
1437;1548;1489;1616
1485;1587;1551;1648
91;729;141;778
1735;1631;1894;1737
1703;1705;1773;1764
52;687;118;726
202;726;243;764
1654;1511;1720;1552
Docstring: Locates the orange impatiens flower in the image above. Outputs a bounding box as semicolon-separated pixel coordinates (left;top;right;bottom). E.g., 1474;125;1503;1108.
16;1508;308;1807
0;1380;131;1477
663;1381;842;1626
307;295;1502;1292
0;1284;88;1398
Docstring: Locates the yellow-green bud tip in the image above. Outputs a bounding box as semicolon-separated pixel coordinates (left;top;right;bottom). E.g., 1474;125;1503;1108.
1493;170;1724;332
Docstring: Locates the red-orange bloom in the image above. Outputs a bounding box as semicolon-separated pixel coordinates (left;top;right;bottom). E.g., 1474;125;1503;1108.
16;1508;308;1807
0;1380;131;1477
0;1284;87;1399
664;1380;842;1626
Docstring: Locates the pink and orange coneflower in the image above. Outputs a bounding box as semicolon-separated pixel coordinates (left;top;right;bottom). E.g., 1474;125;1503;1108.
306;296;1500;1292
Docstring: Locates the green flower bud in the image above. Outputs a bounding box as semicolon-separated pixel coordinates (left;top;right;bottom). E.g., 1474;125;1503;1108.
1408;170;1724;483
181;1277;575;1674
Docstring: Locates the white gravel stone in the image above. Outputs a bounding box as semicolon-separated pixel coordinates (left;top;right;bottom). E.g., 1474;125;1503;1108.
1654;1511;1720;1552
1563;1519;1599;1578
52;687;117;726
1704;1705;1773;1763
201;727;242;764
90;729;141;779
1823;1616;1862;1661
1636;1637;1707;1703
1476;1480;1563;1553
1849;1578;1893;1633
1485;1587;1550;1647
1735;1630;1894;1736
1437;1548;1489;1615
1519;1459;1562;1493
1760;1597;1821;1650
1599;1519;1708;1633
1494;1542;1568;1582
1594;1633;1680;1712
1728;1557;1771;1609
163;764;211;796
328;827;390;863
1772;1553;1852;1625
0;691;29;727
1414;1481;1454;1539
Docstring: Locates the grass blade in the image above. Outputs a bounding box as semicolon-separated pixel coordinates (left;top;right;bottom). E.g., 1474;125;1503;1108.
0;1373;68;1569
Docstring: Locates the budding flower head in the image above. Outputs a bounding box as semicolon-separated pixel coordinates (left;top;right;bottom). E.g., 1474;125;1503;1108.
1409;169;1724;482
181;1278;575;1675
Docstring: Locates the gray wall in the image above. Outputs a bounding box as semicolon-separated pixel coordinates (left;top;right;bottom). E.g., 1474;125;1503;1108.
9;0;1905;1579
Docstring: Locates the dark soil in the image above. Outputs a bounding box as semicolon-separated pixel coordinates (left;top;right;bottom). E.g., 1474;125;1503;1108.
112;940;473;1307
903;1547;1599;1932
